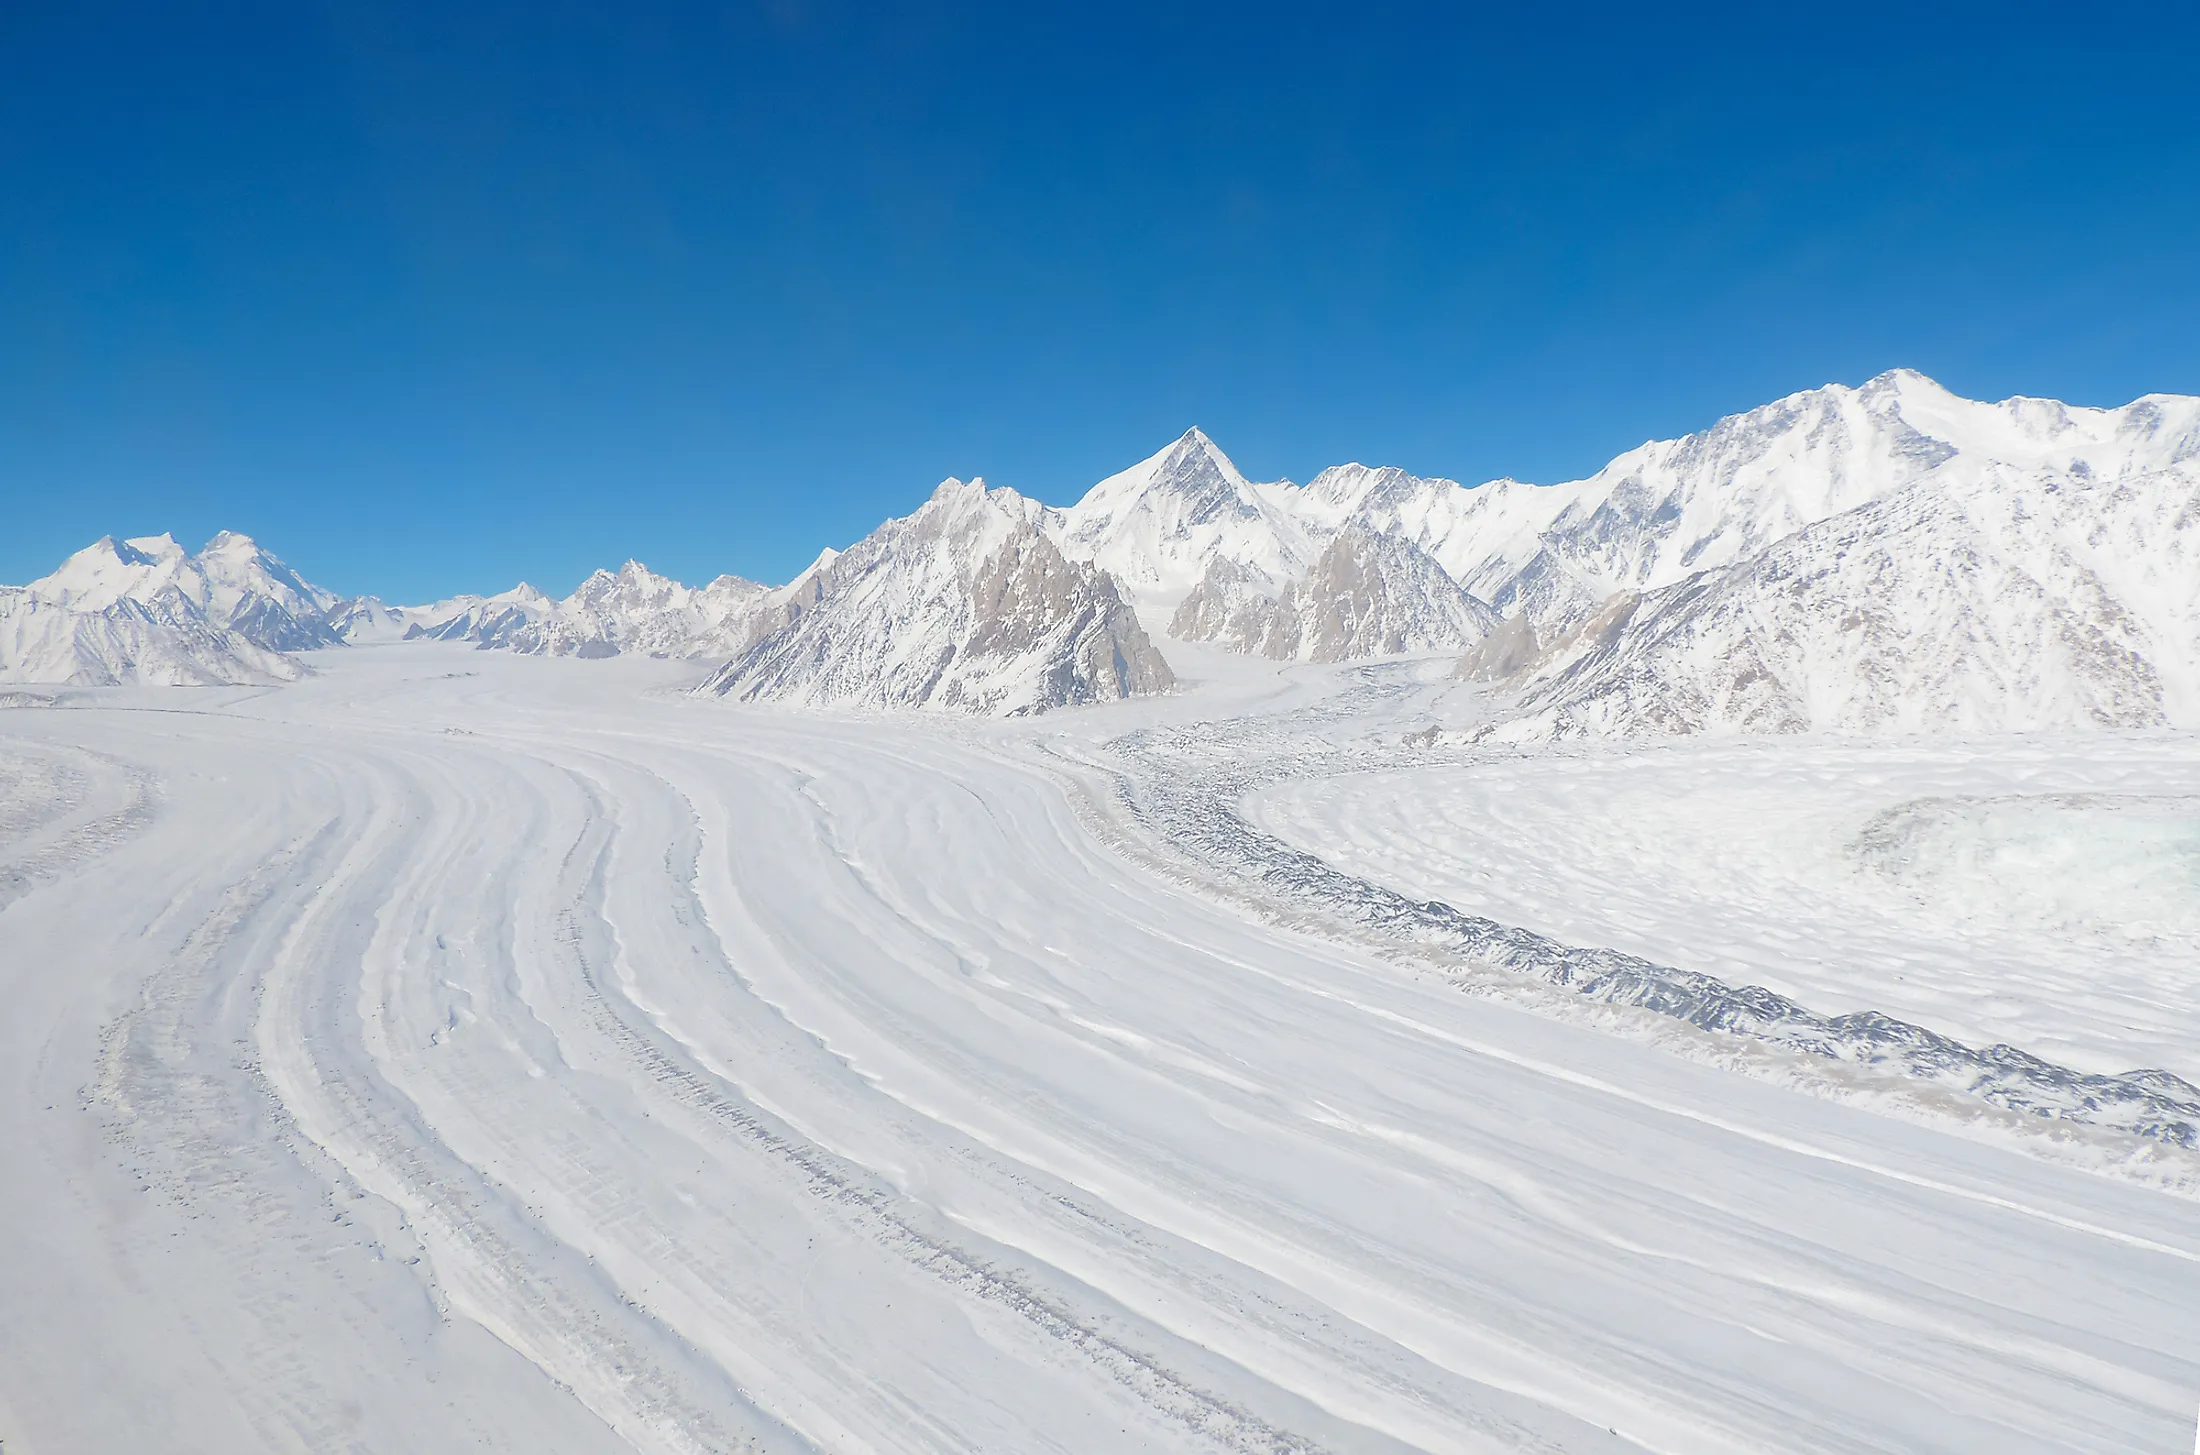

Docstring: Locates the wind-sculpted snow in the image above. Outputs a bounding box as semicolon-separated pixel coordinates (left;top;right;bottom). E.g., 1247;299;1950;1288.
5;650;2197;1452
0;741;158;912
1087;675;2200;1150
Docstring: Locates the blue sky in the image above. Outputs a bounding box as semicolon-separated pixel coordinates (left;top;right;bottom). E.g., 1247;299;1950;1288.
4;1;2196;601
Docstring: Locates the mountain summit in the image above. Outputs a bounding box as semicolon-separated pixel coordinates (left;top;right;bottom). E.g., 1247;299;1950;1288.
1;532;340;685
1056;429;1316;601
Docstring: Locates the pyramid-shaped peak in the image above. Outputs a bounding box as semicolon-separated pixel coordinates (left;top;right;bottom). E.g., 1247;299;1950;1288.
1160;426;1239;471
1127;426;1251;500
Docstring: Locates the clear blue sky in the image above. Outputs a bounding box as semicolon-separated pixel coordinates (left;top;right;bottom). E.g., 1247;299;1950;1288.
4;1;2196;601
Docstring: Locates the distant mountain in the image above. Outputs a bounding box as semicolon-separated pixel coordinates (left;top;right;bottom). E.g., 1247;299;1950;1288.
16;371;2194;724
324;596;413;644
701;478;1173;715
0;533;335;685
403;564;768;658
1485;463;2200;740
1171;526;1499;662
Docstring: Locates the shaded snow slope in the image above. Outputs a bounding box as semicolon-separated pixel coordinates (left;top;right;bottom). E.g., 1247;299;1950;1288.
1497;463;2200;739
703;478;1173;714
1171;527;1499;662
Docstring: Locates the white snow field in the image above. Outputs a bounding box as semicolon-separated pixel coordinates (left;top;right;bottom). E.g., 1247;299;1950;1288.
3;647;2199;1455
1248;735;2200;1086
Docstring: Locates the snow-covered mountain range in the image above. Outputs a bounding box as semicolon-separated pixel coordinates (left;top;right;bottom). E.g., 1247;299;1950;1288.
0;532;337;685
404;564;770;659
10;370;2197;726
1039;371;2200;736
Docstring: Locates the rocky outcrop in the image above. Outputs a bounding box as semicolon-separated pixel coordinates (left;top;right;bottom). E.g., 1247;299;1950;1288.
1171;527;1498;662
702;479;1173;715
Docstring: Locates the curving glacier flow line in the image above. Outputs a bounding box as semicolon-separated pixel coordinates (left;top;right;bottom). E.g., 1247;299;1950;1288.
0;650;2196;1455
1064;666;2200;1148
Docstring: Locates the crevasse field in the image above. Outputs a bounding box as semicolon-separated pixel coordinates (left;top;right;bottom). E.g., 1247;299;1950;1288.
3;644;2197;1455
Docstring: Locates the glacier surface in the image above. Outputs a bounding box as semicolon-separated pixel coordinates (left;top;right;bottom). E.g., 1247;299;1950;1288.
1;647;2196;1454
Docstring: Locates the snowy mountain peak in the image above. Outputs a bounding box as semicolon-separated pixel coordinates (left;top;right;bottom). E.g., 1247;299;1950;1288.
1058;429;1315;602
34;536;175;608
1491;461;2200;740
2;529;347;684
1083;428;1252;518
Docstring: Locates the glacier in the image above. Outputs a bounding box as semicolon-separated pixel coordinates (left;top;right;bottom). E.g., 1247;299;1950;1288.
1;647;2195;1454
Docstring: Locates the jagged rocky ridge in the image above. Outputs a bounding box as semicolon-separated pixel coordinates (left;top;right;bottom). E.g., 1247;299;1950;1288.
1170;526;1500;661
1273;370;2200;636
700;479;1173;715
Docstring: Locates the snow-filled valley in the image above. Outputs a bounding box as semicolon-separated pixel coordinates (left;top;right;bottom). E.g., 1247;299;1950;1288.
1248;734;2200;1085
6;371;2200;1453
2;647;2198;1454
